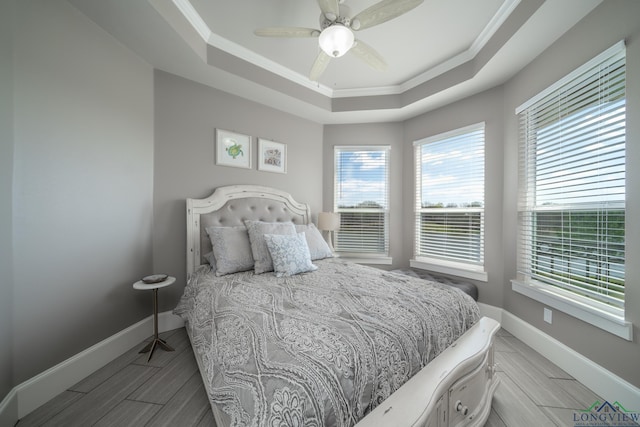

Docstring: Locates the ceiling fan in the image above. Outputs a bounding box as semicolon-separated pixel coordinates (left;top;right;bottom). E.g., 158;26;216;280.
254;0;424;81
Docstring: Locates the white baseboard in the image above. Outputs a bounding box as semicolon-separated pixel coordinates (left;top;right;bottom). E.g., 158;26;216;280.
478;303;640;410
2;305;639;424
477;303;640;410
0;311;184;425
0;388;17;427
478;302;503;323
499;309;640;411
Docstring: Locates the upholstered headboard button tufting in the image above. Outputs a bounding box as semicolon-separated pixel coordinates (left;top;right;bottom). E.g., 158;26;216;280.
189;190;310;269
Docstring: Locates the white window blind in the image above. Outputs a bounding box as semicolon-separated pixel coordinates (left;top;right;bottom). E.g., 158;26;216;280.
516;42;626;312
414;123;485;267
334;146;390;256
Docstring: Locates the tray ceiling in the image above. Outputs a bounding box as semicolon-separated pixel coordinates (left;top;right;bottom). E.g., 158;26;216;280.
68;0;602;123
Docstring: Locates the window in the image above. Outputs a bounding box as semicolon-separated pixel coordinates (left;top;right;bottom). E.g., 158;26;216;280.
514;42;629;339
412;123;485;280
334;146;390;262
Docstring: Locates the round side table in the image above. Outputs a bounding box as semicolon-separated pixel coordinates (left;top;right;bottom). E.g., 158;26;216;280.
133;276;176;361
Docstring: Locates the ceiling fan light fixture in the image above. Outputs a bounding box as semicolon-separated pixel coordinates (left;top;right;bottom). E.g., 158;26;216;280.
318;24;354;57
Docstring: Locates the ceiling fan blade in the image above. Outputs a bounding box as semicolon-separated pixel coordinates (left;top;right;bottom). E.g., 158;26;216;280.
309;51;331;81
254;27;320;38
351;0;424;31
317;0;340;20
350;39;387;71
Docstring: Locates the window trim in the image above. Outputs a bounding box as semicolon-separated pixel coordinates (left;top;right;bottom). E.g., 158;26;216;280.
412;122;486;277
511;279;632;340
333;145;391;261
513;41;628;338
410;258;488;282
515;41;625;114
346;255;393;265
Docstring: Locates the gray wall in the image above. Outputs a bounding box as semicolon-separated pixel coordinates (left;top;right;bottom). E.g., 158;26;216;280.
10;0;155;384
153;70;324;309
404;88;505;308
321;89;505;309
3;0;639;406
0;0;15;401
501;0;640;387
323;122;405;266
322;1;640;388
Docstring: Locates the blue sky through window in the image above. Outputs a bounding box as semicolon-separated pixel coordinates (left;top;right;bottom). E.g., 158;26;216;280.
419;133;484;208
533;100;625;206
336;149;388;209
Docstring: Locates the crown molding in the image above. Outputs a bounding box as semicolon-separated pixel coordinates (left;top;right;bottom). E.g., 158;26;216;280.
171;0;335;98
171;0;521;99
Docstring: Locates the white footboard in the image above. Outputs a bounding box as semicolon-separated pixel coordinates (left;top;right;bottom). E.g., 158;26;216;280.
355;317;501;427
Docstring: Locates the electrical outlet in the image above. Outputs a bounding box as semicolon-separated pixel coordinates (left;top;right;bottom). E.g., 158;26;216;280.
544;307;552;324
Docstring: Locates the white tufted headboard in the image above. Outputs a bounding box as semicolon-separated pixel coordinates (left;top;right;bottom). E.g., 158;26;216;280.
186;185;311;276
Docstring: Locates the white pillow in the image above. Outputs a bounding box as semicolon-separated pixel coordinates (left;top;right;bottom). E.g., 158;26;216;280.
244;220;297;274
295;223;334;260
264;232;318;277
205;226;254;276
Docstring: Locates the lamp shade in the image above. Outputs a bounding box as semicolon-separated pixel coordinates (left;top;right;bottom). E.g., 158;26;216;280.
318;25;354;58
318;212;341;231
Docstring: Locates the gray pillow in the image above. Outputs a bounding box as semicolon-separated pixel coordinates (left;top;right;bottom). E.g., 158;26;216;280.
203;251;217;271
264;232;318;277
244;220;296;274
205;226;254;276
295;223;334;260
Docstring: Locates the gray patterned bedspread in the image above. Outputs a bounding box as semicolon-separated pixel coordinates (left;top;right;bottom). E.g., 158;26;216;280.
174;258;479;427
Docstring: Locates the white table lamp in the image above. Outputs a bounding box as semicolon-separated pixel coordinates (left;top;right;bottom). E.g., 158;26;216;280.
318;212;341;252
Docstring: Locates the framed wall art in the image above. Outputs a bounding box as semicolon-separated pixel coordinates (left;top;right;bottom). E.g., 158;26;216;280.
258;138;287;174
215;129;251;169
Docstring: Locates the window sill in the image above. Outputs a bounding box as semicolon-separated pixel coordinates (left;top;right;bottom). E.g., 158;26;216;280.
338;254;392;265
410;258;487;282
511;279;632;341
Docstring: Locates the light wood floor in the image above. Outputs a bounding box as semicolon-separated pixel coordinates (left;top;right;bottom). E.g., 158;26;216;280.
15;327;625;427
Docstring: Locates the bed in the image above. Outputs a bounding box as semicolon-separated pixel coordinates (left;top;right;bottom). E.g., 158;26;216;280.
176;185;500;427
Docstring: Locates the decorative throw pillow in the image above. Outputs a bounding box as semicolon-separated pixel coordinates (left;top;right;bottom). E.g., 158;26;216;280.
205;226;254;276
295;223;334;260
264;233;318;277
244;220;297;274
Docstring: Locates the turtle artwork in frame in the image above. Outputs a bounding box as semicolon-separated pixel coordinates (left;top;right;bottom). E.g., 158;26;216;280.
215;128;252;169
258;138;287;174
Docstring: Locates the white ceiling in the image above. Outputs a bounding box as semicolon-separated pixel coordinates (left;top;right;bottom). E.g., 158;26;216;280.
68;0;602;124
190;0;508;91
